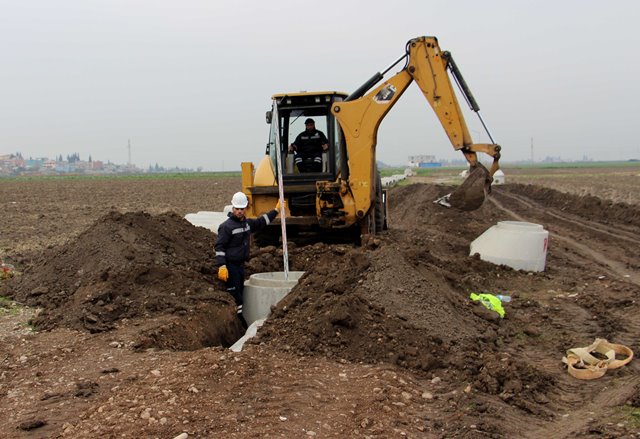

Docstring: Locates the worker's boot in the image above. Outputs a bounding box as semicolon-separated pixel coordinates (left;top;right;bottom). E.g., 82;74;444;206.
237;304;248;330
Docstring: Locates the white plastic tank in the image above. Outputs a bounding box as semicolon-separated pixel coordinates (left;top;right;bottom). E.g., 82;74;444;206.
184;206;233;232
470;221;549;272
492;169;505;185
243;271;305;326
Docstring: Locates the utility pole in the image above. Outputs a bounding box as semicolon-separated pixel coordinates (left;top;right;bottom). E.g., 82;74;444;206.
530;137;534;164
127;139;132;169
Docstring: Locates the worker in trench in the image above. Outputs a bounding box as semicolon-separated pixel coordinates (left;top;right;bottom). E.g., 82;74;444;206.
215;192;282;328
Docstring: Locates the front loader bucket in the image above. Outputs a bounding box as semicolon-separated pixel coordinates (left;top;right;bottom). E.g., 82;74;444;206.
447;163;492;211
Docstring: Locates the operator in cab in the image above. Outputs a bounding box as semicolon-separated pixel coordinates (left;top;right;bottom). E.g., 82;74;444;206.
288;118;328;173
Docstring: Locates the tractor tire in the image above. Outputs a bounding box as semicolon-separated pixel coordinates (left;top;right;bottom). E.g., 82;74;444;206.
374;170;385;233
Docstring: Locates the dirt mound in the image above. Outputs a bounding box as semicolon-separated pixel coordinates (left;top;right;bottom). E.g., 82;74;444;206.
3;211;244;347
253;184;556;411
500;183;640;227
256;246;448;371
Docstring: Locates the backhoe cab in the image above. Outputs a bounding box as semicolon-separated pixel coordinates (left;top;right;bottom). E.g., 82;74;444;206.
241;36;501;243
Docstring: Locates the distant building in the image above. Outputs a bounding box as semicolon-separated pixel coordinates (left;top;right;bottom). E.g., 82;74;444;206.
24;158;44;170
408;154;442;168
71;161;91;171
0;152;171;176
0;154;25;173
55;162;70;173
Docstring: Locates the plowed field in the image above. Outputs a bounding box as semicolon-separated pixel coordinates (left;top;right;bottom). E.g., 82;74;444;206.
1;167;639;438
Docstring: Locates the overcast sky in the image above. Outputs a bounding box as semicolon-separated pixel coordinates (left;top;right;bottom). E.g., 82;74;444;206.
1;0;639;170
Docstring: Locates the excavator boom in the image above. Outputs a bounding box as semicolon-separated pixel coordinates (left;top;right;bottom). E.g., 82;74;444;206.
332;36;501;211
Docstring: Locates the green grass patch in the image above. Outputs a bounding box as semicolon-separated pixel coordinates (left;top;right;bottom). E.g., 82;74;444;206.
379;167;453;177
620;406;640;429
413;168;439;177
395;178;413;187
22;321;36;332
0;296;25;316
378;167;407;177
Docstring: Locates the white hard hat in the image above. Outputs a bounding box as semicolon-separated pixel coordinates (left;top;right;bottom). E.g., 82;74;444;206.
231;192;249;208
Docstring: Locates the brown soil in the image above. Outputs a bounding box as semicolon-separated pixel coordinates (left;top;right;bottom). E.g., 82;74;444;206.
1;171;639;438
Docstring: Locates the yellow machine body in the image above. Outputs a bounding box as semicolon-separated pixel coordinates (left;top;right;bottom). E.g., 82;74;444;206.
241;36;501;242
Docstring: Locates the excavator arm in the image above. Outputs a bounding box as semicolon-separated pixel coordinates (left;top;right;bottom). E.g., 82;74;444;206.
407;38;501;170
331;36;501;213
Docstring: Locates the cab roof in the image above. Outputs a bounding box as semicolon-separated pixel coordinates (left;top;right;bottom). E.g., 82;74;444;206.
271;91;348;99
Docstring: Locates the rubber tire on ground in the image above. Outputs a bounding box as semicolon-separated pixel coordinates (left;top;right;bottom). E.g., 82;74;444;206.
374;170;385;233
361;169;385;236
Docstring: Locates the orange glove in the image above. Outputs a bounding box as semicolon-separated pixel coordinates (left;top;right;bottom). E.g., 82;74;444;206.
217;265;229;282
276;199;287;213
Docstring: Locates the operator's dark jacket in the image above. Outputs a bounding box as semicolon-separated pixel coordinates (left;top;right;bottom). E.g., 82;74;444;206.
292;129;328;158
215;210;278;266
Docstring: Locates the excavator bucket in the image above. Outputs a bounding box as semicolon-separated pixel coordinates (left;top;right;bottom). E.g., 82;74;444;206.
436;163;492;211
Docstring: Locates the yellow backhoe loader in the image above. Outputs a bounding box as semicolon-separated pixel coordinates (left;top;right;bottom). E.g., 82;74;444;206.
241;36;501;244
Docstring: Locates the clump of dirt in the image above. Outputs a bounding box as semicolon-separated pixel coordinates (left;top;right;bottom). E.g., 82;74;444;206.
2;211;244;348
629;384;640;407
471;352;556;415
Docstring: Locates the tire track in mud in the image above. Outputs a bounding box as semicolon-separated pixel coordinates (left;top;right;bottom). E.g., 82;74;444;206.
502;308;640;439
487;187;640;438
495;190;640;245
523;374;639;439
488;192;640;287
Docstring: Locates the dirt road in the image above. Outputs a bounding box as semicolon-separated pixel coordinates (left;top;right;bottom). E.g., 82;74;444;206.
1;169;639;438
